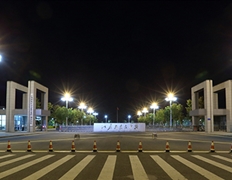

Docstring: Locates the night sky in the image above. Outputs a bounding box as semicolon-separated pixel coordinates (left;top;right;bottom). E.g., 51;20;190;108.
0;1;232;122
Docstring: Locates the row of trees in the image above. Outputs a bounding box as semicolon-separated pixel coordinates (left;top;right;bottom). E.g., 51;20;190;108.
137;103;187;126
137;97;204;126
40;96;204;126
34;100;98;126
48;104;98;125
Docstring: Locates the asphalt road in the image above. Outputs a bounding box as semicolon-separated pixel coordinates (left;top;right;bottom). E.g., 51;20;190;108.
0;152;232;179
0;131;232;179
0;131;231;152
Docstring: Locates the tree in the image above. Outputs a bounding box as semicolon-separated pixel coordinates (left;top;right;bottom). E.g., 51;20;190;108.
171;103;184;125
36;98;41;108
155;109;166;125
53;106;68;125
185;99;192;120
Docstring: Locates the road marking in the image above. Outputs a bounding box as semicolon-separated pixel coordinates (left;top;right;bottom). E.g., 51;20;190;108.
211;155;232;163
172;155;223;180
0;154;15;159
0;155;54;179
193;155;232;172
59;155;95;180
23;155;75;180
0;154;35;167
151;155;187;180
129;155;149;180
97;155;116;180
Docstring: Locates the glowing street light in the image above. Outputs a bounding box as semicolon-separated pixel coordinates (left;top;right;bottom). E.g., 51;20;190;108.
87;107;94;114
0;55;2;62
150;102;159;126
142;107;148;117
93;112;98;117
137;111;142;116
165;93;177;127
128;115;131;123
78;102;87;125
61;93;73;126
104;115;108;123
87;107;94;125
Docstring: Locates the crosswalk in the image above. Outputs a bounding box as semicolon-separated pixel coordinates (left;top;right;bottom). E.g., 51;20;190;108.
0;153;231;179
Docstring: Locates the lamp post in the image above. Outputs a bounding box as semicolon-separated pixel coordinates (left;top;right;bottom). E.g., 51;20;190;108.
61;93;73;126
87;107;94;125
150;102;159;126
128;115;131;123
142;107;148;117
93;112;98;117
137;111;142;116
165;93;177;128
104;115;108;123
78;102;87;125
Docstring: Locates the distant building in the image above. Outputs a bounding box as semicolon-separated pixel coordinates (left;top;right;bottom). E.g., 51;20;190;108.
0;81;50;132
190;80;232;133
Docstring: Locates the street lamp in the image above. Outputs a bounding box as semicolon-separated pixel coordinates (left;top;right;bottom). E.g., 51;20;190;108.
165;93;177;128
150;102;159;126
137;111;142;116
87;107;94;125
78;102;87;125
93;112;98;117
0;55;2;62
142;107;148;117
128;115;131;123
61;93;73;126
104;115;108;123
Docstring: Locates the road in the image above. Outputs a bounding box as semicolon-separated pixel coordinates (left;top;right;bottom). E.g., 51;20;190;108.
0;131;231;152
0;152;232;179
0;131;231;179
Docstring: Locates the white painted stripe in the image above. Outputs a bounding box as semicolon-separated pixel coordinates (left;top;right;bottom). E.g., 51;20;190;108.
23;155;75;180
151;155;187;180
193;155;232;172
0;154;15;160
211;155;232;163
129;155;149;180
172;155;223;180
97;155;116;180
0;155;54;179
0;154;35;167
59;155;95;180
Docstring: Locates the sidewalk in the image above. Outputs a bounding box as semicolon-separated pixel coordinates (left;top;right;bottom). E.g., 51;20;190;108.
0;129;57;138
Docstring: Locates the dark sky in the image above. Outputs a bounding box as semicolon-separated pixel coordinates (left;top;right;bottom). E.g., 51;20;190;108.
0;1;232;122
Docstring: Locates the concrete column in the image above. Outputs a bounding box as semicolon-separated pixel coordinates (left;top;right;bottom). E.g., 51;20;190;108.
226;80;232;132
22;93;27;109
27;81;36;132
204;80;214;133
6;82;16;132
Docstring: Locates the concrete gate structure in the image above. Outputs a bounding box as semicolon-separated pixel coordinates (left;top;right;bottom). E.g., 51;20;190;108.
190;80;232;133
5;81;50;132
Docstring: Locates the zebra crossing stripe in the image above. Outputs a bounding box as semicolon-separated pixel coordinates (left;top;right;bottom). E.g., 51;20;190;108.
172;155;223;180
0;154;15;159
150;155;187;180
59;155;95;180
211;155;232;163
192;155;232;173
0;155;54;179
129;155;149;180
0;154;35;167
97;155;116;180
22;155;75;180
